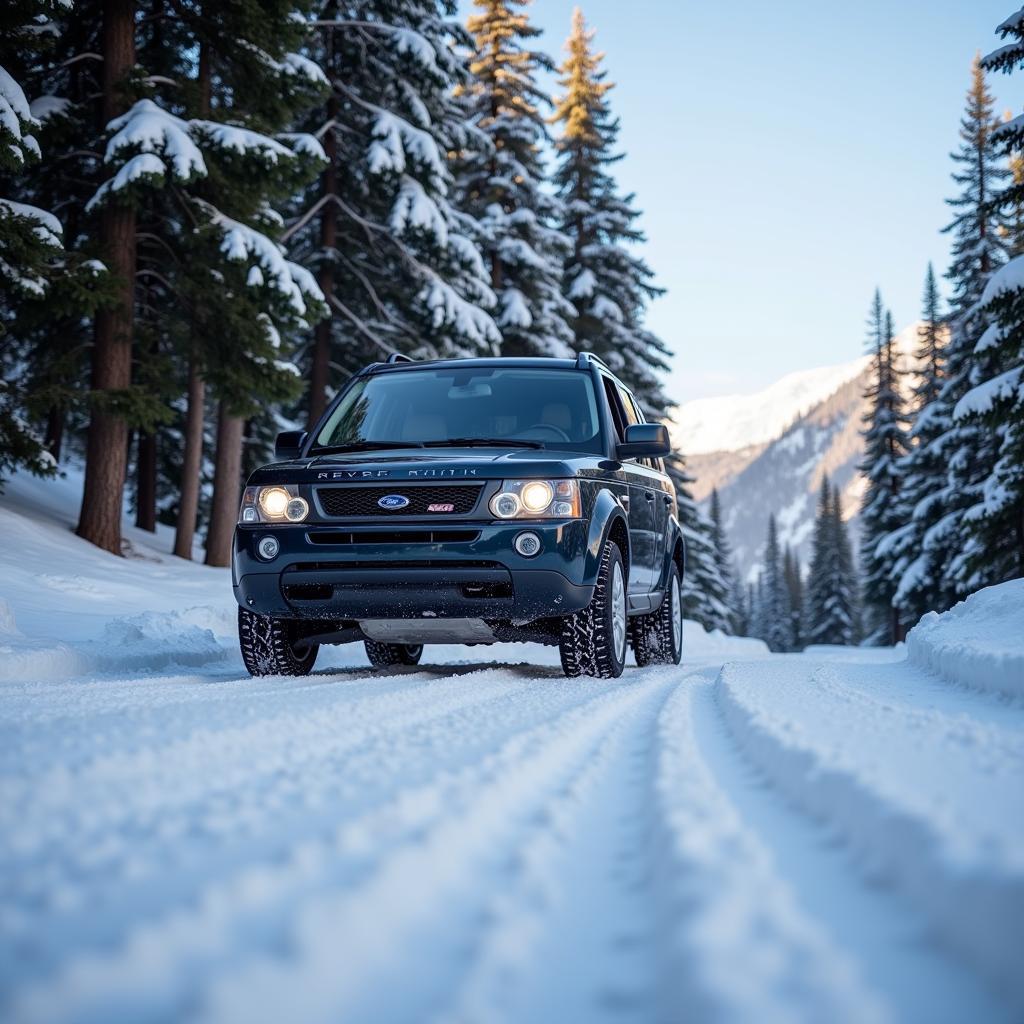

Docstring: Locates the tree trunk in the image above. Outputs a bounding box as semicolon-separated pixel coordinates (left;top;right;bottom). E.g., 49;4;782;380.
135;430;157;531
173;360;205;559
308;99;338;430
204;401;244;567
44;405;64;462
76;0;136;555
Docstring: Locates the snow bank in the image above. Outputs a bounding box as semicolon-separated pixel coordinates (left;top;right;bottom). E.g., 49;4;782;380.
683;619;769;657
717;659;1024;1010
907;580;1024;700
0;607;227;683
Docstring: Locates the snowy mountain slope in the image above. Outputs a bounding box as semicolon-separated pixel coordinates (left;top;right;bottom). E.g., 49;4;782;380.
670;325;918;458
678;326;920;581
0;473;1021;1023
670;355;866;456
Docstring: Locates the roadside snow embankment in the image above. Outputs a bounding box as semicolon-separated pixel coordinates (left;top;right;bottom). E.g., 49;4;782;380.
906;580;1024;700
716;657;1024;1012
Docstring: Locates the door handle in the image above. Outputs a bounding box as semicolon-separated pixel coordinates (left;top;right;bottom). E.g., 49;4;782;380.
644;491;655;501
662;495;672;508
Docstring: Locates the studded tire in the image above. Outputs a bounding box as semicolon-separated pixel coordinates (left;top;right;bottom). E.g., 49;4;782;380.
238;607;319;677
558;539;628;679
364;640;424;668
629;561;684;667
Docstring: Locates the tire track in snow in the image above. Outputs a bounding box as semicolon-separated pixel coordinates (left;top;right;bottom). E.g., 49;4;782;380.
651;668;890;1024
0;666;619;995
9;673;662;1024
717;659;1024;1016
703;666;1013;1023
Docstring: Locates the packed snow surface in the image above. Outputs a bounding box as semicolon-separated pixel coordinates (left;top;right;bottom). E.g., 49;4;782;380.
0;472;1021;1023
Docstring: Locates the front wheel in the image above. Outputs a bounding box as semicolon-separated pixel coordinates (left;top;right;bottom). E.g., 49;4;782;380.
630;562;683;666
559;539;628;679
238;608;319;677
364;640;423;668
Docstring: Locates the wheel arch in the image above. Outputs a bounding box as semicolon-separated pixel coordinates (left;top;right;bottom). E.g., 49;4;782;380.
583;488;631;585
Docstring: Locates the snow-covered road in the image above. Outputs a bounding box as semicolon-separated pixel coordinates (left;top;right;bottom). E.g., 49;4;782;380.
1;474;1022;1023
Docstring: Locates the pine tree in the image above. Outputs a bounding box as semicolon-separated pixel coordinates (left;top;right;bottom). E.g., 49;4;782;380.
887;264;949;625
859;297;907;644
956;17;1024;585
901;55;1009;601
665;453;731;632
549;8;671;415
456;0;576;359
757;515;790;652
0;1;73;485
708;487;737;632
805;477;859;646
289;2;501;427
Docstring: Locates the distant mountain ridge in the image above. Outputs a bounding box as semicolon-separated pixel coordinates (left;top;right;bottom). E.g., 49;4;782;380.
672;326;919;582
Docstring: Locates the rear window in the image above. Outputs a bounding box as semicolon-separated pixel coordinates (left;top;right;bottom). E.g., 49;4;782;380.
314;366;603;453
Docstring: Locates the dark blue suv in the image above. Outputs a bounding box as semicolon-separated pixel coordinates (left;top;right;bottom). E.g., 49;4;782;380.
233;353;685;678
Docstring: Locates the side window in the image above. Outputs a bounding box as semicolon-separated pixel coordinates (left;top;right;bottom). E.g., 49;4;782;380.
601;375;627;442
617;385;641;429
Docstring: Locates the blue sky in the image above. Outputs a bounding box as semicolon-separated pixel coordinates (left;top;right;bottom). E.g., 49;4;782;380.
460;0;1024;403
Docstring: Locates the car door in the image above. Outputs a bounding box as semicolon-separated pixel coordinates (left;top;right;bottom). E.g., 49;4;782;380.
600;376;657;593
624;393;674;589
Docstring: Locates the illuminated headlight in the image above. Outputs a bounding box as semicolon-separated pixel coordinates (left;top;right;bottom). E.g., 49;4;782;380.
239;484;309;524
489;480;580;519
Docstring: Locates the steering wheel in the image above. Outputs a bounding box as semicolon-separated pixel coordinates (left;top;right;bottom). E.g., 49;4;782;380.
523;423;571;442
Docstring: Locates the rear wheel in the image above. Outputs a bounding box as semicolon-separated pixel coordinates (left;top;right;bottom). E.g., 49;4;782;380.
559;539;628;679
364;640;423;668
630;562;683;666
238;608;319;677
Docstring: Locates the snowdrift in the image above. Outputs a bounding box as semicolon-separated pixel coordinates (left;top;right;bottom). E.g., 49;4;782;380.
906;579;1024;700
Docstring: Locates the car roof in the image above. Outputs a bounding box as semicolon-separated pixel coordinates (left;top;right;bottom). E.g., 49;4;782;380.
359;355;628;389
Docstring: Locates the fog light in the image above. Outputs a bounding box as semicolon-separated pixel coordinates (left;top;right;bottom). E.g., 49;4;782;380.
285;496;309;522
514;531;541;557
257;535;280;560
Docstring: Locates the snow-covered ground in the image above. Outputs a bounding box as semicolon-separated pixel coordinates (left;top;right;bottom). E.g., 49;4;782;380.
1;472;1022;1024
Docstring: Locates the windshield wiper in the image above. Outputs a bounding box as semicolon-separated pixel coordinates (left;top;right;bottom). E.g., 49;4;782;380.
310;440;424;455
422;437;545;449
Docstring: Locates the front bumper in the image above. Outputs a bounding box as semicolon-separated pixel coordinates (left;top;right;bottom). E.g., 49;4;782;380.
232;519;593;622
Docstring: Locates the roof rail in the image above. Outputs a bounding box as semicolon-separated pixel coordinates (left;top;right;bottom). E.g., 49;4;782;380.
575;351;610;372
386;352;414;364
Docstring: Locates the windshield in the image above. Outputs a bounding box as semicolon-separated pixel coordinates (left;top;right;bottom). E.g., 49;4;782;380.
314;367;603;453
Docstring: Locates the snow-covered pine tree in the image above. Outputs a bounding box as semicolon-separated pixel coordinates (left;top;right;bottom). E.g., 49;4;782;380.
756;514;790;652
805;476;859;646
859;297;907;644
0;1;70;484
665;452;731;633
898;55;1008;602
456;0;575;360
289;1;501;426
952;17;1024;584
708;487;737;632
885;264;949;626
549;8;671;415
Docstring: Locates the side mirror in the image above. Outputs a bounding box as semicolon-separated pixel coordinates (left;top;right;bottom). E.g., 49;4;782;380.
274;429;307;461
617;423;672;460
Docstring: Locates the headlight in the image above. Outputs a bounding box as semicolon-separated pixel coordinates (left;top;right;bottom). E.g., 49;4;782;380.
239;484;309;523
489;479;581;519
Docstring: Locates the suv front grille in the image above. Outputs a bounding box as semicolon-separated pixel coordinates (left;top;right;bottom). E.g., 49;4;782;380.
316;484;484;518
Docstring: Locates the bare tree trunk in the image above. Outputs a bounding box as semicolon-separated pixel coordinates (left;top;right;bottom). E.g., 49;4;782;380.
135;430;157;531
308;98;338;430
76;0;136;555
44;406;64;462
204;401;244;567
173;360;205;559
174;45;211;561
